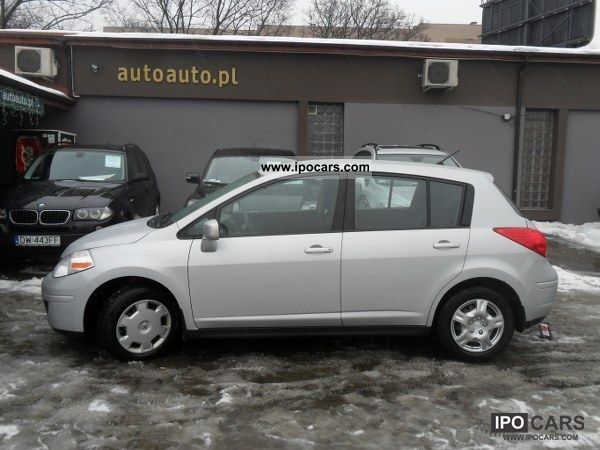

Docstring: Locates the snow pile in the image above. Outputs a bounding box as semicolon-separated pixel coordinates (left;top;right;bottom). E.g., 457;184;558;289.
0;278;42;295
555;266;600;293
534;221;600;252
0;425;19;441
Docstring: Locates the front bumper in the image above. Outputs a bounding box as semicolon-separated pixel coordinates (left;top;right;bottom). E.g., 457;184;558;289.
41;271;94;333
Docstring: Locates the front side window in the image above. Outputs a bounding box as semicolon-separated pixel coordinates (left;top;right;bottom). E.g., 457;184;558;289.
24;150;125;182
354;176;427;231
218;175;340;237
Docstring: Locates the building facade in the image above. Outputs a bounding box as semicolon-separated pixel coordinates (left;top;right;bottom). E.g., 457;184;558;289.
0;31;598;223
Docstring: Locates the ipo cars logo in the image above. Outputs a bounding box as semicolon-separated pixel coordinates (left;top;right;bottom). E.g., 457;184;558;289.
491;413;529;433
491;413;585;436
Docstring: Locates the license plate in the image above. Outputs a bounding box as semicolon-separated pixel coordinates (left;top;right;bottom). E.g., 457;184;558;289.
14;235;61;247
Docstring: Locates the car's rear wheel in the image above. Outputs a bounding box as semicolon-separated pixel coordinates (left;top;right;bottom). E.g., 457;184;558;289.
436;287;515;362
98;286;180;361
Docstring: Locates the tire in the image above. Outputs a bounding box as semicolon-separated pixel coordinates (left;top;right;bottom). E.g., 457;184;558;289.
98;286;181;361
436;287;515;362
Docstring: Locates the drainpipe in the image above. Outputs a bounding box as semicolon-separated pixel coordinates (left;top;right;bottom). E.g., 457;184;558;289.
511;62;527;202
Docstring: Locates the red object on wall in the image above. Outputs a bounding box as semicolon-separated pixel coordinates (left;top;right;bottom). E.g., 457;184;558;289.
15;135;44;174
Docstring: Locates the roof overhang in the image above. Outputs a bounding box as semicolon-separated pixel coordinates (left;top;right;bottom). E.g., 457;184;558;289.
0;67;73;112
1;30;600;65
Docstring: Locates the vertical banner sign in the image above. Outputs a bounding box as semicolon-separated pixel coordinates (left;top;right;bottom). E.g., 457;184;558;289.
0;86;44;116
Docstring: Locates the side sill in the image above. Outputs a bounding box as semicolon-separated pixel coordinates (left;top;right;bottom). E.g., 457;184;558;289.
183;325;431;340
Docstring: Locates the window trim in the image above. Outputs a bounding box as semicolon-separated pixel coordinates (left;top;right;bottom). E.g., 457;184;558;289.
177;173;347;240
346;172;473;233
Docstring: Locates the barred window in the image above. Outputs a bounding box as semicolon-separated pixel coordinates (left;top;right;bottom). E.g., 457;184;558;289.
519;110;556;210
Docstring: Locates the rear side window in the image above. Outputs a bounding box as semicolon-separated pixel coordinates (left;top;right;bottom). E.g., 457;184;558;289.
354;176;427;231
353;175;470;231
430;181;464;228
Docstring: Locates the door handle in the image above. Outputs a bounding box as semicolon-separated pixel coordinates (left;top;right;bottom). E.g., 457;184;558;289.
433;240;461;249
305;245;334;254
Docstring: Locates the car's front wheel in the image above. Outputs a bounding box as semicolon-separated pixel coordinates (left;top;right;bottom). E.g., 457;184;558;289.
436;287;515;362
98;286;181;361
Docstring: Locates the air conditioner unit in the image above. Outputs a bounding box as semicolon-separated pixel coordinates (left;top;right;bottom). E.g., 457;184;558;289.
422;59;459;92
14;46;58;78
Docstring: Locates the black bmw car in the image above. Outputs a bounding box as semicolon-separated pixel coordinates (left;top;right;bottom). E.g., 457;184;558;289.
184;147;295;206
0;144;160;262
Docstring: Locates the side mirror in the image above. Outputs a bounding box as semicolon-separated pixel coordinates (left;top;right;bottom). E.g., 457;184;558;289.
186;172;200;184
131;173;149;182
201;219;219;252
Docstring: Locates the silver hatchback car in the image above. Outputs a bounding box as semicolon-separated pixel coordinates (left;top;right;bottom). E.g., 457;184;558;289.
42;160;557;362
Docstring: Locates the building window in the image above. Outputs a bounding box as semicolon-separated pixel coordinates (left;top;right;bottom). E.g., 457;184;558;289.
519;109;556;211
307;103;344;158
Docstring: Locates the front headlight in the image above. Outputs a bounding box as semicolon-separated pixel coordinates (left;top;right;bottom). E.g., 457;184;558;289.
73;206;113;221
186;199;199;207
52;250;95;278
0;208;6;221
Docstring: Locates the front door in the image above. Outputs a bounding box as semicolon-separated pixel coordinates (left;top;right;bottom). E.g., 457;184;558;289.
187;174;344;328
341;174;470;326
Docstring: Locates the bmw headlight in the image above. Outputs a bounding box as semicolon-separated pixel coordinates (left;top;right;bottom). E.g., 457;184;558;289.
74;206;113;221
52;250;95;278
0;208;6;221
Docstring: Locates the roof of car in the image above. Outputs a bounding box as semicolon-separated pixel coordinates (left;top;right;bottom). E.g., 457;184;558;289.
261;158;493;185
48;144;130;153
213;147;295;157
375;147;448;156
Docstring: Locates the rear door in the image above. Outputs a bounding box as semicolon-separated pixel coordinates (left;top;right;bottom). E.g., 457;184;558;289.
341;173;471;326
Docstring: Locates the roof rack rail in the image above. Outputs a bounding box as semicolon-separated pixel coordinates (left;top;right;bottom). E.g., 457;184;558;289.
361;143;379;149
417;144;442;150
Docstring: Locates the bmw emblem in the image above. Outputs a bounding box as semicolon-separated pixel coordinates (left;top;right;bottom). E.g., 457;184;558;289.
38;203;45;208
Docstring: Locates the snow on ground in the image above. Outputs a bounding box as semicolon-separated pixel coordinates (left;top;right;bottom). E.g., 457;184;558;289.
0;278;42;295
535;221;600;252
0;242;599;447
554;266;600;293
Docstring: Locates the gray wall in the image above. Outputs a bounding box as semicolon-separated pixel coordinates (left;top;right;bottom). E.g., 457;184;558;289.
344;104;516;192
41;97;298;211
561;111;600;224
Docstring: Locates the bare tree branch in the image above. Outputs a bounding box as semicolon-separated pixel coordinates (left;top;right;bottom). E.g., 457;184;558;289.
305;0;430;41
1;0;112;30
105;0;293;35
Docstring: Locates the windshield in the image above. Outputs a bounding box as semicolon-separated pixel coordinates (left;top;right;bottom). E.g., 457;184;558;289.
148;172;262;229
378;154;459;167
203;155;294;185
24;150;126;182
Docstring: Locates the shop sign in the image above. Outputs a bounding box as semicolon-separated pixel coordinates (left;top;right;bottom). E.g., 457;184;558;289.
117;65;239;88
0;86;44;116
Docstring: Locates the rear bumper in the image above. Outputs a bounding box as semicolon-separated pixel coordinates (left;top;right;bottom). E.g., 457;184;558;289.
523;278;558;324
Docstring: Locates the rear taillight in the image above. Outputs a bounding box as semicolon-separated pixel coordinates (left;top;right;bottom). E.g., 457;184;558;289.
493;227;547;257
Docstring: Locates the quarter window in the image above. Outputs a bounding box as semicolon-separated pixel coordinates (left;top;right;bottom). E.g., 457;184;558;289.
430;181;464;228
218;175;340;237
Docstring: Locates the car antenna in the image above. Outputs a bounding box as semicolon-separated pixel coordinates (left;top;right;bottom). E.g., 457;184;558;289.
437;149;460;165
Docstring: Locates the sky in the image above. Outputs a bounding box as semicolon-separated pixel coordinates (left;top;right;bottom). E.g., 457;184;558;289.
92;0;483;31
291;0;482;25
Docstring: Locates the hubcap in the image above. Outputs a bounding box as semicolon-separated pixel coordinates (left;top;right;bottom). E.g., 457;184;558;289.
116;300;172;354
450;299;504;353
